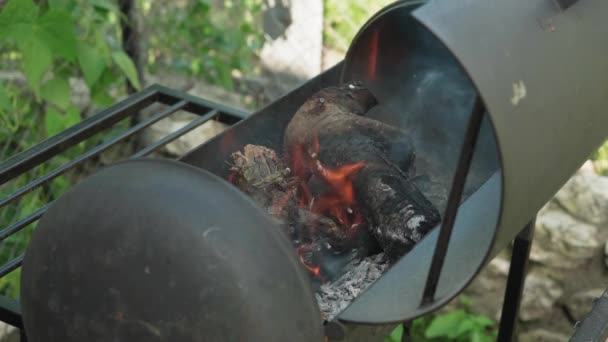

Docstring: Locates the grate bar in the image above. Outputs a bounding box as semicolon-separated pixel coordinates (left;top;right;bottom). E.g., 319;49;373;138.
0;86;160;185
0;256;23;279
421;96;485;305
131;109;220;158
0;85;247;329
0;206;48;243
0;105;216;242
155;85;248;122
0;295;23;329
0;100;187;210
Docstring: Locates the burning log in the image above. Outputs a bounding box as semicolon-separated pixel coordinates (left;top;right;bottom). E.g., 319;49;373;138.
228;144;362;253
284;82;441;261
229;144;295;219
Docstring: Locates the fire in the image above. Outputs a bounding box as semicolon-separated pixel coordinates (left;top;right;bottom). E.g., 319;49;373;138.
311;161;364;227
291;135;365;229
290;135;367;278
296;244;323;280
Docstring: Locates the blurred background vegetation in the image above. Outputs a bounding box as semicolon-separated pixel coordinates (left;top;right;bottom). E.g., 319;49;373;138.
0;0;605;340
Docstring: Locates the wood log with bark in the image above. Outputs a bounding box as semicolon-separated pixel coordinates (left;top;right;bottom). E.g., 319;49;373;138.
284;82;441;261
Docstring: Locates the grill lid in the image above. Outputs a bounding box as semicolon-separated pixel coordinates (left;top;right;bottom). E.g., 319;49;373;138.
21;159;324;342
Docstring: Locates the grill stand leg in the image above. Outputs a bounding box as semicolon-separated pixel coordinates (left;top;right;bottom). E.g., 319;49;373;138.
401;322;411;342
497;218;536;342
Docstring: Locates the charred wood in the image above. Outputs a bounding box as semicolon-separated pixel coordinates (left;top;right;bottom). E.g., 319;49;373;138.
229;144;358;252
284;83;441;261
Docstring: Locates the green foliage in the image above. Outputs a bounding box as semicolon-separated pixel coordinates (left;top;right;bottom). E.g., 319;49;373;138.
591;140;608;176
112;51;141;90
385;298;497;342
323;0;393;52
141;0;264;90
0;0;144;298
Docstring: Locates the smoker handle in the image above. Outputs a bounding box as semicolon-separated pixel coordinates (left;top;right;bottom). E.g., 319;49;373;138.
554;0;581;10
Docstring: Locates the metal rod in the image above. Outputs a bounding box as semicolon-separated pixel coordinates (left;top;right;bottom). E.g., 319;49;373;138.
421;96;485;305
401;322;411;342
131;110;219;158
0;205;48;242
0;100;187;210
0;86;160;185
155;85;249;121
0;295;23;329
497;219;536;342
0;256;23;278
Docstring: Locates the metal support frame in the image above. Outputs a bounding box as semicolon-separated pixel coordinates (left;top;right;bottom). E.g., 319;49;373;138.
0;84;248;335
421;96;486;305
497;219;536;342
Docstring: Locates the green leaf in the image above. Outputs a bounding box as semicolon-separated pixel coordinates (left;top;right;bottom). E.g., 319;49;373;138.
459;294;473;308
77;43;106;88
17;188;42;221
470;315;495;328
65;105;81;126
49;175;71;199
471;330;486;342
424;310;467;338
44;106;80;137
41;77;70;110
0;83;10;111
453;319;475;339
111;51;141;90
19;37;52;96
45;109;64;137
90;83;114;107
0;0;37;41
48;0;74;10
89;0;120;13
384;324;402;342
37;8;77;61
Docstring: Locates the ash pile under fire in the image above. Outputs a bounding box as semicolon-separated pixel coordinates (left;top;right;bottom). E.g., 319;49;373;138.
228;82;440;319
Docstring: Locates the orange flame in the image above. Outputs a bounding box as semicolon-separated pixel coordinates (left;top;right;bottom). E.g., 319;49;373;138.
288;135;369;279
296;245;322;279
290;135;366;230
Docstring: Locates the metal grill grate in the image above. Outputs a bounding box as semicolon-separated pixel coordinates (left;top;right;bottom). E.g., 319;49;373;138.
0;85;247;329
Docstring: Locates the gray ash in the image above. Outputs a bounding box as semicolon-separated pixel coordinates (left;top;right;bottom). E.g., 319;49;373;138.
316;253;390;320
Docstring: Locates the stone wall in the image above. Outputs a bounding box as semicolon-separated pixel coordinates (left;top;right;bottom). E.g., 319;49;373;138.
463;161;608;341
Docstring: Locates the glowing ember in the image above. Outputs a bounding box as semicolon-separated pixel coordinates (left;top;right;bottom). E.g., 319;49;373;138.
291;135;366;229
288;135;367;278
296;245;322;279
368;30;379;81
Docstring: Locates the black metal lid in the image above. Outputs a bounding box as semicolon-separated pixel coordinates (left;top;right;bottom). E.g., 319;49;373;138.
21;159;324;342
